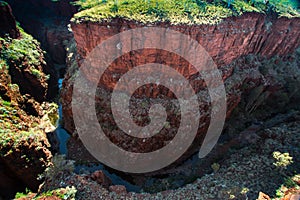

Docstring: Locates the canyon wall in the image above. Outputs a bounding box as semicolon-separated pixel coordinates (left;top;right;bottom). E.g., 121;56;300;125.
72;13;300;65
0;3;58;198
61;13;300;169
7;0;77;76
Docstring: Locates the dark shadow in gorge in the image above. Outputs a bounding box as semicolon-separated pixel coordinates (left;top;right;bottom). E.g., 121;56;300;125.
6;0;77;78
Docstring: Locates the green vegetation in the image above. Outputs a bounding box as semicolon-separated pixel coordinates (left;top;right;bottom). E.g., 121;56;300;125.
268;0;300;17
15;186;77;200
0;59;6;70
0;62;56;153
0;1;8;7
72;0;300;24
273;151;293;169
272;152;299;199
0;27;49;88
0;96;43;152
15;188;31;199
2;100;11;107
0;25;55;156
0;27;44;66
275;175;300;198
0;99;58;156
30;67;42;79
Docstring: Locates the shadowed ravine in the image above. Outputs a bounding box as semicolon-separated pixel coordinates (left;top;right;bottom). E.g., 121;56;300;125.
0;0;299;199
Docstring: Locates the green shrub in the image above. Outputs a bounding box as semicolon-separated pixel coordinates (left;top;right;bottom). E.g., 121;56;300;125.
15;192;28;199
2;100;11;107
273;151;293;169
231;0;262;15
275;175;300;198
269;0;300;17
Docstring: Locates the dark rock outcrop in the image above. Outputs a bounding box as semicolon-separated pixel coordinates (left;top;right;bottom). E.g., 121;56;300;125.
7;0;77;70
0;1;20;38
91;170;112;189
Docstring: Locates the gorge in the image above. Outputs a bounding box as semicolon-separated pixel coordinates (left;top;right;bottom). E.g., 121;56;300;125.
0;0;299;199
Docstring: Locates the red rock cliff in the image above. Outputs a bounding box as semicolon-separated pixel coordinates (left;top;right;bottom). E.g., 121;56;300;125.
61;13;300;169
72;13;300;65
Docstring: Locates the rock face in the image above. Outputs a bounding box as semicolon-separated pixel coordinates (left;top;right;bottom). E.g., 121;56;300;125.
0;53;54;199
61;13;300;171
0;4;58;198
91;170;112;189
0;1;20;39
5;41;57;102
7;0;77;74
72;13;300;65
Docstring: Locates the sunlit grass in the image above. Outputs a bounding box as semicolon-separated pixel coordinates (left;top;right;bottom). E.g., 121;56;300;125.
72;0;300;24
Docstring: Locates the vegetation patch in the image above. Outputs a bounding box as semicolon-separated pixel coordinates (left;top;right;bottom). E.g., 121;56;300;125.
0;95;42;154
0;26;51;99
0;27;45;66
0;33;57;198
15;186;77;200
0;1;8;7
274;174;300;199
72;0;300;24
